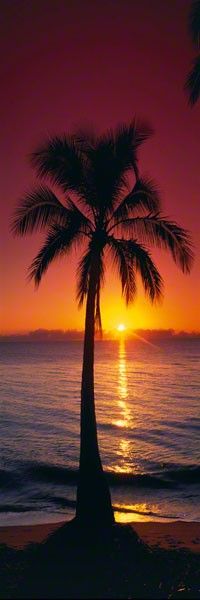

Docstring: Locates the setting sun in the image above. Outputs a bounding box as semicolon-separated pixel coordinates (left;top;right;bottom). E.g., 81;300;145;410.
117;324;126;332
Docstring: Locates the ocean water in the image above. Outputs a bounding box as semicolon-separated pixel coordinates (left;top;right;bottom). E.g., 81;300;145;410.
0;338;199;525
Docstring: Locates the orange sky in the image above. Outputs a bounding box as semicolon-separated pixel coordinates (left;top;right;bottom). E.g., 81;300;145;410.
0;0;200;334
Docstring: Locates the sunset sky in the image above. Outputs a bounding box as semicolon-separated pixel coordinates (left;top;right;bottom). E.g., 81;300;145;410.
1;0;200;334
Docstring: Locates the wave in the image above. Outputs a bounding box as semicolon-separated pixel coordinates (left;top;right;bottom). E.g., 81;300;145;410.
113;505;177;520
0;469;19;488
0;500;176;521
0;504;35;513
31;493;76;509
163;466;200;484
26;463;77;484
0;488;178;521
23;463;175;489
1;462;199;492
106;472;174;488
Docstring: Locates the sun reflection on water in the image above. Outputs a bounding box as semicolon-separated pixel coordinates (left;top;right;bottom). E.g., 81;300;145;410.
111;339;133;474
114;502;157;523
113;338;131;429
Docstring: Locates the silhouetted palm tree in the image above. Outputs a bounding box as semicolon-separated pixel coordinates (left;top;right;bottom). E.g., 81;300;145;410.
11;120;193;527
185;0;200;104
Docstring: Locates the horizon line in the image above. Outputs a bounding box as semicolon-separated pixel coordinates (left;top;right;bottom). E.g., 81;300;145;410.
0;327;200;340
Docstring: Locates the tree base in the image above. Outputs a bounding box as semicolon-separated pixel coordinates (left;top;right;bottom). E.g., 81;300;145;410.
76;469;115;529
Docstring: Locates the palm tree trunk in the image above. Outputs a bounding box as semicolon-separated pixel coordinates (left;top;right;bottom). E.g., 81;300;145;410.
76;262;114;528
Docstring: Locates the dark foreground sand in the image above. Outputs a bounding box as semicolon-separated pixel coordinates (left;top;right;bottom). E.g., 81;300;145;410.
0;520;199;598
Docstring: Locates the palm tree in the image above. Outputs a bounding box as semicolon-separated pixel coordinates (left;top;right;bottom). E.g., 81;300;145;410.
185;0;200;105
11;120;193;528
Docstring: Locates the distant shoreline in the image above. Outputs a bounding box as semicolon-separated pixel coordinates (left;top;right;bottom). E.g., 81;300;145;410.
1;329;200;343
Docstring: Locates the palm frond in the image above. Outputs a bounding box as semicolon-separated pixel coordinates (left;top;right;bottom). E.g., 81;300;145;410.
95;279;102;334
76;248;93;307
119;214;194;273
76;244;105;326
114;118;154;178
108;237;163;303
109;177;161;225
77;244;105;336
85;136;127;219
114;118;154;152
94;253;105;332
29;222;84;287
131;240;163;302
11;121;194;316
73;127;96;153
66;198;93;234
189;0;200;48
31;135;87;196
11;186;69;236
107;237;137;304
185;54;200;105
81;118;153;221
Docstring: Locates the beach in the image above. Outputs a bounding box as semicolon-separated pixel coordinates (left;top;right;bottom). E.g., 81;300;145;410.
0;518;200;599
0;519;200;553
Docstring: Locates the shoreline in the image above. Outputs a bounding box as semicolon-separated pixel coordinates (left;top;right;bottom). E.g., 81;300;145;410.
0;519;200;553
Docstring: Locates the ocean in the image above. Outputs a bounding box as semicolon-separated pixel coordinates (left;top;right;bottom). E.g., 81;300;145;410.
0;338;199;525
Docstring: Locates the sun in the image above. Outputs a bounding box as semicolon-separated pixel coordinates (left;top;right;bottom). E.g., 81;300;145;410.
117;323;126;332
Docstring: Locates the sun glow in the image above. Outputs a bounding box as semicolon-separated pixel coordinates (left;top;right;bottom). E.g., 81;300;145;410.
117;323;126;332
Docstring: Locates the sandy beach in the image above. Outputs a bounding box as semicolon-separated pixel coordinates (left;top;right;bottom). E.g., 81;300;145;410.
0;519;200;553
1;519;200;598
